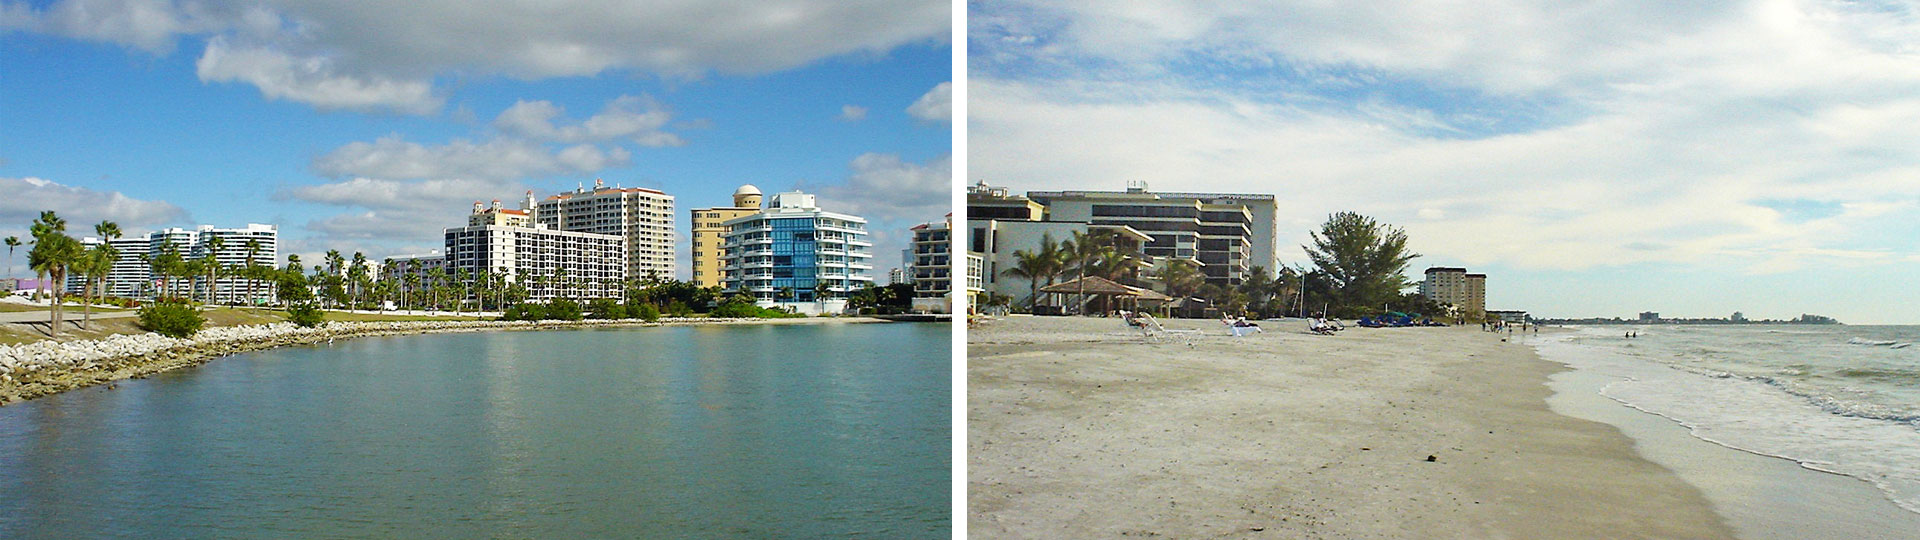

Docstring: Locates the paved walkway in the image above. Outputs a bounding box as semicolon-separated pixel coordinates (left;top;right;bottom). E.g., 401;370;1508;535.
0;310;138;323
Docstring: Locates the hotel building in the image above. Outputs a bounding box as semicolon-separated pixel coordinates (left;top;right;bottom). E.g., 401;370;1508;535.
689;185;763;288
720;190;874;314
1420;267;1486;316
1028;182;1275;287
532;179;675;282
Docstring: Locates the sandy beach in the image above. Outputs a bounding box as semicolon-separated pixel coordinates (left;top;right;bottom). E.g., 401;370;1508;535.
968;315;1734;539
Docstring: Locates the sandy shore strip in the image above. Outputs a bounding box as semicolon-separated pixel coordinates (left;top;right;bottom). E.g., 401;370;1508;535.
968;315;1734;539
0;316;889;406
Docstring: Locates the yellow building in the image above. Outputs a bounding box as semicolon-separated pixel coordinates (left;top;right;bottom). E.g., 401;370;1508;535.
689;185;763;287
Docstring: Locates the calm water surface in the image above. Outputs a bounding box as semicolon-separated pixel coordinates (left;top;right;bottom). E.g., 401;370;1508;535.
0;322;951;538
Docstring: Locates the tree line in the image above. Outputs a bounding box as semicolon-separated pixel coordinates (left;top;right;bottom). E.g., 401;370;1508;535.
995;211;1448;319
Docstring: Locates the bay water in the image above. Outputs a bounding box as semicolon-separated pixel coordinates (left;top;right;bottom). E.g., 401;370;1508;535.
0;322;951;538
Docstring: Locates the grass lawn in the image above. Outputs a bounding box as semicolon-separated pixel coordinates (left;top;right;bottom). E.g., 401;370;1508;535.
0;306;487;346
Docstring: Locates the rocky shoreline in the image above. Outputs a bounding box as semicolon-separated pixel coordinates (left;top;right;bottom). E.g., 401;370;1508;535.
0;316;889;406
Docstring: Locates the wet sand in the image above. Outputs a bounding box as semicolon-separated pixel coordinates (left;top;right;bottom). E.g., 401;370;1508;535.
968;315;1734;538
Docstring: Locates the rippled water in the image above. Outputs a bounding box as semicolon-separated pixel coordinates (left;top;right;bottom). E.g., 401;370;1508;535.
1537;324;1920;515
0;322;951;538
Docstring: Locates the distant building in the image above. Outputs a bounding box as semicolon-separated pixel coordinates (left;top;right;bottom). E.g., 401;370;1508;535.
688;185;763;288
1640;311;1661;322
1488;310;1529;324
70;224;278;304
888;267;906;285
531;179;675;282
964;252;985;311
1027;181;1276;286
1731;311;1747;323
720;190;874;315
908;216;954;313
1419;267;1486;316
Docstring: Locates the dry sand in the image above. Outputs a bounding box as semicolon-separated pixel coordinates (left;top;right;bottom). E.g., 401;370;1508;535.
968;315;1735;539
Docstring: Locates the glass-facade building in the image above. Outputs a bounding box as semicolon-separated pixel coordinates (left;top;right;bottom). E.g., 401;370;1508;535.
721;191;873;313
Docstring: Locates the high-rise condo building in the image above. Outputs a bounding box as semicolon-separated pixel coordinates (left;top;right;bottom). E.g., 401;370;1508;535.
1420;267;1486;315
531;179;675;282
74;224;278;304
1027;181;1276;287
447;203;627;303
689;185;763;288
444;225;626;303
908;215;954;313
721;190;873;314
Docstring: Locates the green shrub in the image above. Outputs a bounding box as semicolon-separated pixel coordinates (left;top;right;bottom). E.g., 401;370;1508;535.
286;302;326;327
631;302;661;322
664;300;693;317
548;299;583;321
138;302;205;338
587;298;627;319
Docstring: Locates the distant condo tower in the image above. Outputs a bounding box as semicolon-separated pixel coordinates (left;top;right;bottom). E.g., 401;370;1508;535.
70;224;279;305
445;198;626;303
721;190;874;315
688;185;764;288
1420;267;1486;316
530;179;676;282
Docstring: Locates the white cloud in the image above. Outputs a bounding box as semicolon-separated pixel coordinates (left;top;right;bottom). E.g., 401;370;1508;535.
312;135;628;181
493;95;682;146
0;176;189;234
907;81;951;122
971;1;1920;275
808;152;951;222
283;177;528;250
839;104;869;122
195;37;443;114
7;0;950;113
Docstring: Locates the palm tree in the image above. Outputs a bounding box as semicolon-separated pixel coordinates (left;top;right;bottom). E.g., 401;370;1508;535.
1001;232;1067;309
1061;230;1119;315
150;241;183;301
244;240;264;309
203;235;225;304
348;251;368;308
425;267;447;313
27;211;81;334
554;267;570;300
404;270;421;313
1155;259;1206;300
75;246;114;329
4;236;20;280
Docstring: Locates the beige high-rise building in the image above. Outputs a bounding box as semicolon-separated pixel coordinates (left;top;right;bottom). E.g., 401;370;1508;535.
1420;267;1487;315
469;199;531;227
531;179;676;282
688;185;763;288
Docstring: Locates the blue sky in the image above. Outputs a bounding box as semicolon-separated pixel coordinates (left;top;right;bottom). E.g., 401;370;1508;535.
970;0;1920;324
2;0;951;280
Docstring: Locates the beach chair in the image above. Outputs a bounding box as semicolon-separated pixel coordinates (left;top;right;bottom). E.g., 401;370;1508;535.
1221;316;1263;337
1139;313;1201;345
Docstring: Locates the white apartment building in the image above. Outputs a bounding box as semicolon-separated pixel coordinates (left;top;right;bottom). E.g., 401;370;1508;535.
70;224;277;304
444;224;626;303
721;191;874;315
531;179;675;282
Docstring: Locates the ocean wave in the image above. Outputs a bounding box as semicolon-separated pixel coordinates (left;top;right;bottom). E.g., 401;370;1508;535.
1669;364;1920;426
1850;337;1902;347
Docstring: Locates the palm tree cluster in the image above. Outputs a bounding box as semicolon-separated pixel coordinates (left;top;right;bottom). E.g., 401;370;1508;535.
1001;230;1153;314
